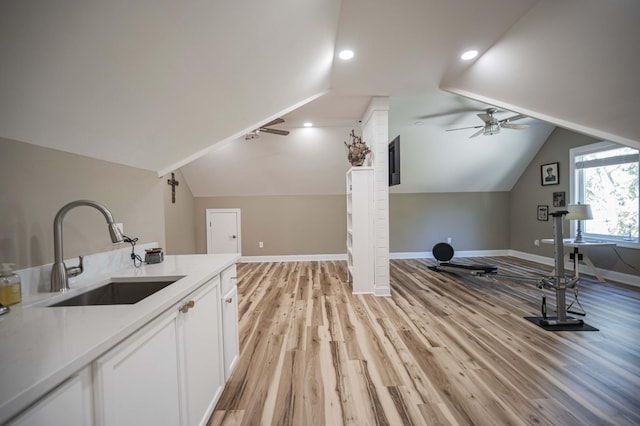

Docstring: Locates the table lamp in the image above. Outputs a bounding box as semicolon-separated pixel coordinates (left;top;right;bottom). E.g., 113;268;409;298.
565;202;593;243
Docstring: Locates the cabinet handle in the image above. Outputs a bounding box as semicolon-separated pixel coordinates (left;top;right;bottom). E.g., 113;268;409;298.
179;300;195;313
225;297;233;303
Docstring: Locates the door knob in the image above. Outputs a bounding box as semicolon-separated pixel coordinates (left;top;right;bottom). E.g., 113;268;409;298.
231;235;237;239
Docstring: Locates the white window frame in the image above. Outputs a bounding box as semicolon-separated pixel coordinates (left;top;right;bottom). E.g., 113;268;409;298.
570;141;640;249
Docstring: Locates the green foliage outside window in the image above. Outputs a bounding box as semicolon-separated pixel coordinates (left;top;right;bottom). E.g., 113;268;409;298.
577;146;639;241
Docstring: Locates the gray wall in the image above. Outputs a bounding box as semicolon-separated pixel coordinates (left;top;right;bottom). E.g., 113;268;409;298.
510;127;640;277
163;168;196;255
390;192;510;252
194;195;347;256
194;192;510;257
6;129;633;279
0;137;195;269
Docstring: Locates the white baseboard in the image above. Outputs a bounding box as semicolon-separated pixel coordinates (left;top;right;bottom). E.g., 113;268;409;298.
240;250;639;288
374;287;391;296
509;250;640;288
507;250;555;267
240;253;347;263
390;249;510;259
390;251;432;259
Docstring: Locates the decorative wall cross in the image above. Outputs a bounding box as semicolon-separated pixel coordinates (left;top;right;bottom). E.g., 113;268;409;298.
167;172;179;204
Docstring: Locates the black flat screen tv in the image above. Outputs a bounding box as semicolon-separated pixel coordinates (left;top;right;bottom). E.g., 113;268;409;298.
388;135;400;186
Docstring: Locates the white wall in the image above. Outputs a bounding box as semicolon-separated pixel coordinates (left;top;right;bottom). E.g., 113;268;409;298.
443;0;640;149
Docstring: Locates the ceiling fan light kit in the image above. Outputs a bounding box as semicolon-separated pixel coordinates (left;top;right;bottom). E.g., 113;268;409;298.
446;108;529;138
483;123;500;136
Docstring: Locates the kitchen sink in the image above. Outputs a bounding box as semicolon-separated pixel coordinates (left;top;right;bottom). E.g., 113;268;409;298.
48;278;183;307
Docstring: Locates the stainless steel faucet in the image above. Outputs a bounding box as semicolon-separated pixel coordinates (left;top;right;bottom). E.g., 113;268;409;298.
50;200;124;292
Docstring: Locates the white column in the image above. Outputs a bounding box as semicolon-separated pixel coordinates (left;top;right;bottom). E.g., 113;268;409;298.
361;97;390;296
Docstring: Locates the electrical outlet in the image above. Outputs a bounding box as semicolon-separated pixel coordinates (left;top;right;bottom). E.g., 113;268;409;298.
259;241;264;248
447;237;452;244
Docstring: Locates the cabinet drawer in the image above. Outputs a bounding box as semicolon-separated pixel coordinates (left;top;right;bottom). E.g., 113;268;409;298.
221;264;237;294
8;367;93;426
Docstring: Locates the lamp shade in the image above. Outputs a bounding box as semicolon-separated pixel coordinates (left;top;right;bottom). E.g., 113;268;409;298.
565;203;593;221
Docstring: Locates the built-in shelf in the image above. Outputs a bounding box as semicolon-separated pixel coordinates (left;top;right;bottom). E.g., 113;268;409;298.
346;167;374;294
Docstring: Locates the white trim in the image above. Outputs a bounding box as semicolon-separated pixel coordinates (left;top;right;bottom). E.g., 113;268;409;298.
570;142;640;243
239;250;639;289
509;250;639;288
390;252;433;259
390;249;511;259
507;250;555;267
616;241;640;250
374;287;391;297
240;253;347;263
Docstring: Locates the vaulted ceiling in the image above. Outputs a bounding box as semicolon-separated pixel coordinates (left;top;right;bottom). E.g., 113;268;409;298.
1;1;638;196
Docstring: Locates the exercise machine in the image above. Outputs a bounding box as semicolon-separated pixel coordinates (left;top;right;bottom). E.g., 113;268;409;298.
535;210;582;326
430;210;584;327
429;242;498;276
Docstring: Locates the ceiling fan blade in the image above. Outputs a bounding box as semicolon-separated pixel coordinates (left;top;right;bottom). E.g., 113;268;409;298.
415;107;480;121
501;123;529;130
260;127;290;136
262;118;285;128
445;125;483;132
477;113;492;123
500;114;526;123
469;128;485;138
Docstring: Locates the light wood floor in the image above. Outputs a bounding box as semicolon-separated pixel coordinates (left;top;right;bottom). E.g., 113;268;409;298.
209;257;640;426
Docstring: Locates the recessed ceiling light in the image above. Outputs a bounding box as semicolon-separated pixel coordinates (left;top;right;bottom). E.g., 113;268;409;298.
461;50;478;60
339;49;354;60
303;122;313;127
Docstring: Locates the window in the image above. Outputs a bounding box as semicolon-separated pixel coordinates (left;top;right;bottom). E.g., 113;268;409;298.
570;141;639;245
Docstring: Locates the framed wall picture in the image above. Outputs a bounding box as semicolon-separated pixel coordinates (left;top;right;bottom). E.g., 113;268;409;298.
537;205;549;221
553;191;566;207
541;162;559;185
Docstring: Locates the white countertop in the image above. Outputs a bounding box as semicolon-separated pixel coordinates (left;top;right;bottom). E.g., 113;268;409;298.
0;253;240;424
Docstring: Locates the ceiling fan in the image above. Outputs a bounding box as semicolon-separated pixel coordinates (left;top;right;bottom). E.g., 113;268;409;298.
245;118;290;140
445;108;528;138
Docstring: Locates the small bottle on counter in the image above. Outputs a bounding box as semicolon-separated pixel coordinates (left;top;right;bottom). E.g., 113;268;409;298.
0;263;22;306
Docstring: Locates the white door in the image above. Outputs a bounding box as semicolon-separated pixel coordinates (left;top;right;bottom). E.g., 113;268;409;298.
206;209;241;254
178;276;224;426
94;313;181;426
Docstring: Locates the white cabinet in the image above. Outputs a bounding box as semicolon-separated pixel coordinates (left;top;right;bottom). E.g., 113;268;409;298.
94;276;225;426
221;286;239;380
178;275;224;426
346;167;375;293
94;310;181;426
8;366;93;426
220;265;239;380
0;257;241;426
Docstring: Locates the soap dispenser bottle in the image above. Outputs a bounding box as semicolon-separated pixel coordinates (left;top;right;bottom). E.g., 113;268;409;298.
0;263;22;306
